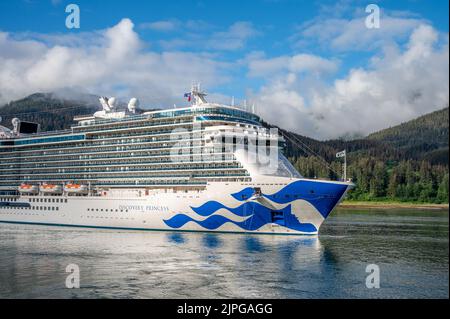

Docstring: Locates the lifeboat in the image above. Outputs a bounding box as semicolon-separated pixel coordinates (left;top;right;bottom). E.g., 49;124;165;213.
18;184;39;195
64;183;89;195
40;184;63;195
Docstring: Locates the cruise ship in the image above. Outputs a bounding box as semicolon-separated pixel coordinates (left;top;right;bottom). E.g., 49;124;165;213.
0;86;353;235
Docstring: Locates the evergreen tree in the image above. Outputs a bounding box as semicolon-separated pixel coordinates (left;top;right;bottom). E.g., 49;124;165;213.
436;173;449;203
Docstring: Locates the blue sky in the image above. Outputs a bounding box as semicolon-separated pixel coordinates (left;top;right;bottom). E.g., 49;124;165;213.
0;0;448;138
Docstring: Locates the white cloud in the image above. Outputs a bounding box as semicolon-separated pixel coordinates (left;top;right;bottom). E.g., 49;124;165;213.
1;15;447;142
294;13;425;52
251;24;449;139
159;21;259;51
248;53;338;77
207;22;259;50
0;18;228;106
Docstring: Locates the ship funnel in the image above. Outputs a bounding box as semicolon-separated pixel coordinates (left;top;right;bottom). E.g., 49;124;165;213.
128;98;139;113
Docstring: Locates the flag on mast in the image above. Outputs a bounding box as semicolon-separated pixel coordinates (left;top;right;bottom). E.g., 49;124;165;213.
184;92;192;102
336;150;346;158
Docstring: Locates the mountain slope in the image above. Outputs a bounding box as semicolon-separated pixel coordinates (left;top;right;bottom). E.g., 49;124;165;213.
367;107;449;164
279;107;449;166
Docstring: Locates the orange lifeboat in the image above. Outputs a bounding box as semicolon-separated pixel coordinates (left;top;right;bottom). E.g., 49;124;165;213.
40;184;63;195
18;183;39;194
64;183;89;195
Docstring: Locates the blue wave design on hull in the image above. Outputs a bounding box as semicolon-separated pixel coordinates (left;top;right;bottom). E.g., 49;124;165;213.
163;180;348;233
164;202;317;233
231;180;348;218
191;201;263;217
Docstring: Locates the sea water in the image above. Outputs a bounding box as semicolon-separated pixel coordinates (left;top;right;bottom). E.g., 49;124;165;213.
0;208;448;298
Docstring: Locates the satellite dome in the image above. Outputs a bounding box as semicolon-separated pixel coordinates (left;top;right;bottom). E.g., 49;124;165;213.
128;97;139;107
108;97;117;108
99;97;110;111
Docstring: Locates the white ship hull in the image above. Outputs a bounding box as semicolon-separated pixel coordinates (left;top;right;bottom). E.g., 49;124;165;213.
0;178;351;235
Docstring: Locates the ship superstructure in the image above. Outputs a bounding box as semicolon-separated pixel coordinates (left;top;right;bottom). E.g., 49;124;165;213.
0;86;352;235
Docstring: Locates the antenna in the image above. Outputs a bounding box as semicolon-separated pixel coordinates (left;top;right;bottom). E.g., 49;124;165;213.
191;83;207;106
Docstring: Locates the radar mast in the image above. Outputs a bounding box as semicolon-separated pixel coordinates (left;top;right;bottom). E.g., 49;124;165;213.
191;83;207;106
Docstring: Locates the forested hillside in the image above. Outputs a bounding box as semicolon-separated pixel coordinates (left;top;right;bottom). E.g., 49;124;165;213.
1;93;448;203
0;93;99;131
368;107;449;165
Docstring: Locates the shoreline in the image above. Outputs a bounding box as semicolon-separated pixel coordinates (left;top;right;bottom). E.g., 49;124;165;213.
339;201;449;210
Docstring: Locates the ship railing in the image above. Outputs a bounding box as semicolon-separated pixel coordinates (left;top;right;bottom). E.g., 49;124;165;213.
0;148;227;163
1;158;237;170
4;166;244;176
0;172;250;182
1;128;199;155
17;129;73;138
72;110;260;131
0;153;236;168
1;173;250;183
